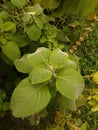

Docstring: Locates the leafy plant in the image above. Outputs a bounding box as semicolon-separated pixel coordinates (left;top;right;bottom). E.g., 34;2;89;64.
10;47;84;118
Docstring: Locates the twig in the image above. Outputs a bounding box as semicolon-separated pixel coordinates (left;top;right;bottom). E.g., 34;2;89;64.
0;3;14;15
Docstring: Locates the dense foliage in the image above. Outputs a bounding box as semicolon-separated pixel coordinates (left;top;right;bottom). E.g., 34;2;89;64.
0;0;98;129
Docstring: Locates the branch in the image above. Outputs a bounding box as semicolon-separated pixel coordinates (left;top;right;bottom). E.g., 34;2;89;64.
0;3;14;15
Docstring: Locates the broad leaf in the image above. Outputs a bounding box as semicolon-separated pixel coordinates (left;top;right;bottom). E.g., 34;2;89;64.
14;54;33;73
2;41;20;60
11;0;27;8
56;69;84;100
12;33;27;47
53;0;80;17
49;49;68;69
27;47;51;68
2;21;16;32
24;23;41;41
10;78;51;118
29;67;52;84
78;0;98;17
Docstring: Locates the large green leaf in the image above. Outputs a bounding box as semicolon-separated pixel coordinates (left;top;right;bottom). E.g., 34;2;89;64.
11;0;27;8
78;0;98;16
49;49;68;69
29;67;52;84
10;78;51;118
27;47;51;68
24;23;41;41
14;54;33;74
56;69;84;100
53;0;80;17
2;41;20;60
41;0;61;10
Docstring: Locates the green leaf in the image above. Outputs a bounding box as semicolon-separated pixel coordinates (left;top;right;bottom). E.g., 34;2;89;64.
62;96;76;111
60;59;78;70
2;102;10;111
80;122;88;130
12;33;27;47
2;21;16;32
14;54;33;73
49;49;68;69
0;89;6;100
11;0;27;8
78;0;98;17
53;0;80;17
28;47;51;68
24;23;41;41
93;95;98;102
33;14;47;29
2;41;20;60
10;78;51;118
29;67;52;84
41;0;61;10
91;105;98;112
93;88;98;94
56;69;84;100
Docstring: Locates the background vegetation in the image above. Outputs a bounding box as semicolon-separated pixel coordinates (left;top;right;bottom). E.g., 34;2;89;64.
0;0;98;130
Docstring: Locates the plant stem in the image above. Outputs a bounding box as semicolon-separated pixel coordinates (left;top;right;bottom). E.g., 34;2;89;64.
0;3;14;15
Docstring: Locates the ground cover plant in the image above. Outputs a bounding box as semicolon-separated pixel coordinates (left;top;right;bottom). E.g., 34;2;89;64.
0;0;98;130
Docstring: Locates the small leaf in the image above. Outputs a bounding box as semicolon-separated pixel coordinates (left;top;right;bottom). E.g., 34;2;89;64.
93;71;98;84
0;89;6;100
11;0;27;8
10;78;51;118
2;21;16;32
93;88;98;95
88;99;97;106
24;23;41;41
56;69;84;100
2;102;10;111
41;0;61;10
2;41;20;60
80;122;88;130
49;49;69;69
12;33;27;47
93;95;98;102
29;67;52;84
91;105;98;112
14;54;33;73
28;47;51;68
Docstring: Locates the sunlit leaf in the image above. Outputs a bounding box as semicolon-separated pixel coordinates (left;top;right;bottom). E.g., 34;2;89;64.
28;47;51;68
49;49;69;69
29;67;52;84
14;54;33;73
10;78;51;118
2;41;20;60
56;69;84;100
